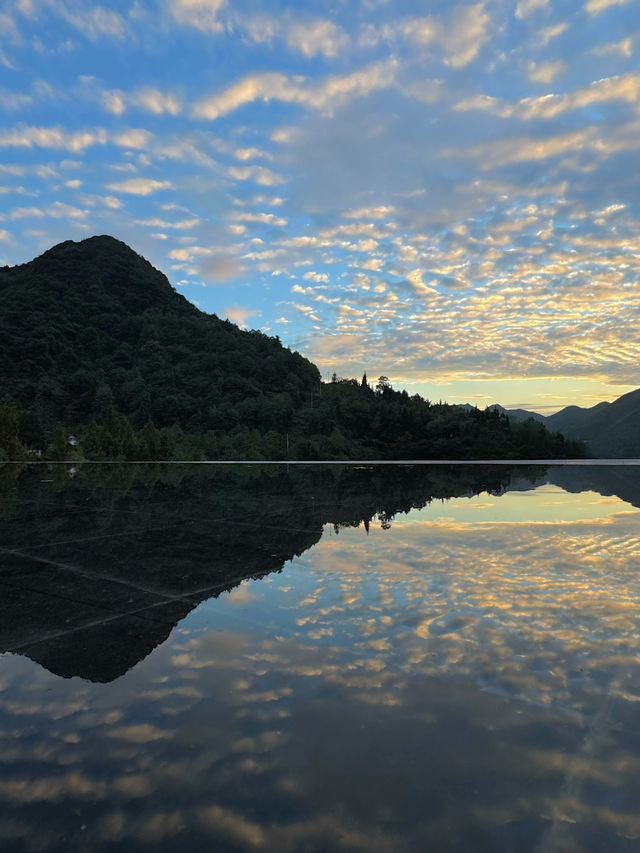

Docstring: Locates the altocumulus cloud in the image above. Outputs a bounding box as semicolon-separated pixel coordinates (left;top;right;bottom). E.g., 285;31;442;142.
0;0;639;410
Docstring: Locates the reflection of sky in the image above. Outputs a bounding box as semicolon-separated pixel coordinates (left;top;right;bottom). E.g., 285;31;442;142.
397;483;637;524
3;484;640;849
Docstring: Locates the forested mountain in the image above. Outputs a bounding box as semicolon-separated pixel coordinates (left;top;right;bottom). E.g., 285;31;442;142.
544;389;640;457
0;235;318;441
0;236;587;460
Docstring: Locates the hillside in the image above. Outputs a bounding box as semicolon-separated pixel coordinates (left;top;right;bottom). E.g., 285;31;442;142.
0;235;319;440
0;236;588;460
545;390;640;457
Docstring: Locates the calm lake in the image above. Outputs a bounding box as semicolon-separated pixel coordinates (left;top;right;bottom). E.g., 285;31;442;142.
2;462;640;852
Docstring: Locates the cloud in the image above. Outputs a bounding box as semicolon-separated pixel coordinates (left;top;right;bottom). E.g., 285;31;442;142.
455;73;640;120
60;5;126;40
106;178;173;195
585;0;632;14
221;304;256;327
169;3;348;60
199;254;244;281
111;129;154;149
137;216;200;229
9;201;88;220
168;0;227;33
239;13;280;44
515;0;549;17
0;48;15;70
227;165;287;186
592;37;634;57
361;258;383;271
407;269;438;294
402;3;491;69
537;22;568;45
102;88;181;116
303;271;329;282
342;205;395;220
232;211;287;226
79;193;123;209
0;91;32;110
192;59;397;120
400;78;445;106
233;147;266;161
526;60;566;84
286;19;349;58
0;125;107;151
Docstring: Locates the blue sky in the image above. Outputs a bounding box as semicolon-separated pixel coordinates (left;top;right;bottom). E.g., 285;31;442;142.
1;0;639;412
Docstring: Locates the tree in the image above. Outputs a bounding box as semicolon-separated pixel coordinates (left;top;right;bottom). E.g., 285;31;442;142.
92;382;114;421
46;424;69;461
0;402;21;460
376;376;391;394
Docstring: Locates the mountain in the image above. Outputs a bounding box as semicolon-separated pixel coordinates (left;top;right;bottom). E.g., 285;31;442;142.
0;236;588;460
0;234;319;433
545;389;640;457
488;404;546;424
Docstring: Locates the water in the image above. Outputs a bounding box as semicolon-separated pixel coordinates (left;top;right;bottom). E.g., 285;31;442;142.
2;463;640;852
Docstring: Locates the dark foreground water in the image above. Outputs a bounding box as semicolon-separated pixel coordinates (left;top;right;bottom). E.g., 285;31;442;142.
2;462;640;852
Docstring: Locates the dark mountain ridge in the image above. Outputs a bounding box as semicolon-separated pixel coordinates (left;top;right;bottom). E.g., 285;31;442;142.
488;404;545;424
0;235;587;460
1;234;319;433
544;389;640;457
479;393;639;458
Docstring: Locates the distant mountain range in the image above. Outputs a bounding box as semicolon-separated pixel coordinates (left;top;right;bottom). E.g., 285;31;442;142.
487;392;640;458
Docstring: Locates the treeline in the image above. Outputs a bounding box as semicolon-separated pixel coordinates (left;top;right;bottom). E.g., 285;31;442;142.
0;236;589;461
1;374;588;461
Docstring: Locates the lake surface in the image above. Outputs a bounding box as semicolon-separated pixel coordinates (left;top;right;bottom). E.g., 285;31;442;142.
2;462;640;852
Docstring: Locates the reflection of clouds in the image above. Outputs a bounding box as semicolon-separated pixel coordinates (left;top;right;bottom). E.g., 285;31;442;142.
283;495;640;726
109;723;171;743
3;487;640;849
226;582;258;605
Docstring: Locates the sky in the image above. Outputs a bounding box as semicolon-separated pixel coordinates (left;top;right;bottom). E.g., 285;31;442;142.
0;0;639;413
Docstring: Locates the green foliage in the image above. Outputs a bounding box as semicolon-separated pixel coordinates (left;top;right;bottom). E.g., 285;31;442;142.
45;424;70;461
0;235;320;434
0;401;22;461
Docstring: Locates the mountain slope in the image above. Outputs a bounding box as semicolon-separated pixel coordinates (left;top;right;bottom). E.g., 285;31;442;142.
545;390;640;457
0;235;320;433
0;236;588;460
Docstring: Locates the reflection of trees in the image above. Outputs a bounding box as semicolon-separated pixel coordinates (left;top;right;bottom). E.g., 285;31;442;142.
0;462;542;681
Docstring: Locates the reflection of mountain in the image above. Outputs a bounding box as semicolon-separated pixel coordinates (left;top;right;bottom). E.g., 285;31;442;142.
546;464;640;510
0;463;526;682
